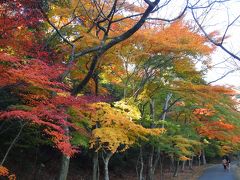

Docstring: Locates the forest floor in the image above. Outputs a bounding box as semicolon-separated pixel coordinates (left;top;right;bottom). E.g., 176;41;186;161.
3;147;220;180
162;165;209;180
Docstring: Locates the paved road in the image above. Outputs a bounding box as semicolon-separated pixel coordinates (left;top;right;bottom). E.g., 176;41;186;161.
198;163;238;180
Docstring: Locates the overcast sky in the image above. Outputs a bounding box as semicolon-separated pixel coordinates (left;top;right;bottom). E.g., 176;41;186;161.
149;0;240;87
199;0;240;88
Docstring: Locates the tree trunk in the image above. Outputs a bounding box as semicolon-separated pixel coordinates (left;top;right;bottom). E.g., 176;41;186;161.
188;156;193;170
152;149;160;176
58;125;70;180
159;153;164;180
170;156;175;172
137;147;144;180
181;161;186;171
161;93;172;128
173;160;179;177
102;152;113;180
0;122;25;166
59;155;70;180
93;152;99;180
147;148;160;180
147;147;154;180
146;99;160;180
202;149;207;165
92;72;99;96
198;155;201;166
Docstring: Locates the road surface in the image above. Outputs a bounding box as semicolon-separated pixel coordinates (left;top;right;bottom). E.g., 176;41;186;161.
198;163;239;180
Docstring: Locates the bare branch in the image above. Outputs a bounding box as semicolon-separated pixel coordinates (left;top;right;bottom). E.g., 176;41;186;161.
220;14;240;44
146;2;188;22
1;122;26;166
207;69;239;84
191;8;240;62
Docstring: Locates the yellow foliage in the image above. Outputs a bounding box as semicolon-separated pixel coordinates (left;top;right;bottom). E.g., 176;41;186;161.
179;156;191;161
57;92;70;97
172;135;201;157
88;102;164;153
219;145;232;156
113;98;141;120
90;127;135;152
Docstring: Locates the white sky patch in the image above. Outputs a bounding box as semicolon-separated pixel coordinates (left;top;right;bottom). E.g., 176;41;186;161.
144;0;240;87
196;1;240;87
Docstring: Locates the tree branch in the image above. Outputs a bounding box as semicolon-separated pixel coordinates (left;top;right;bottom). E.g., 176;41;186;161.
191;8;240;62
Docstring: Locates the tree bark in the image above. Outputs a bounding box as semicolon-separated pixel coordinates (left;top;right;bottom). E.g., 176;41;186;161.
181;161;186;171
102;152;113;180
202;149;207;165
198;154;201;166
147;147;154;180
159;153;164;180
146;99;159;180
173;160;179;177
188;156;193;170
92;72;99;96
58;125;70;180
0;122;25;166
161;93;172;128
93;151;99;180
59;154;70;180
136;147;144;180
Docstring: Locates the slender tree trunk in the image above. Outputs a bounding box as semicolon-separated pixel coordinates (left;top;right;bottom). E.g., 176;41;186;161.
93;152;99;180
152;149;160;175
173;160;179;177
59;155;70;180
188;156;193;170
123;88;127;99
59;45;75;180
198;155;201;166
0;122;25;166
170;156;175;172
137;147;144;180
147;147;154;180
58;125;70;180
123;80;129;99
147;148;160;180
92;72;99;96
181;161;186;171
161;93;172;128
159;153;164;180
189;156;194;170
202;149;207;165
102;152;113;180
146;99;160;180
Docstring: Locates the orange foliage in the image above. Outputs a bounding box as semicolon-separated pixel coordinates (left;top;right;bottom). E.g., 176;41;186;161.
0;166;9;176
193;108;215;117
0;166;16;180
131;20;214;56
198;121;235;140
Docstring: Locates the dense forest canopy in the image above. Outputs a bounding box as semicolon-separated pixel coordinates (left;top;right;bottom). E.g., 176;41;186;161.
0;0;239;180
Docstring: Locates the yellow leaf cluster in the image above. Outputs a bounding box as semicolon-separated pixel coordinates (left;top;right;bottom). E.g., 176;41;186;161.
179;156;191;161
88;102;164;153
219;145;232;156
172;135;201;158
113;98;141;120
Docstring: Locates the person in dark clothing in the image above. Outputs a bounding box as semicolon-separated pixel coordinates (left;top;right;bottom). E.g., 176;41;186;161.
222;155;231;170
